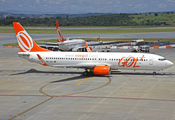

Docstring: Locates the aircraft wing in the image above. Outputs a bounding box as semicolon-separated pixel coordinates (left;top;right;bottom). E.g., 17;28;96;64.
39;42;58;47
86;41;124;46
52;63;110;69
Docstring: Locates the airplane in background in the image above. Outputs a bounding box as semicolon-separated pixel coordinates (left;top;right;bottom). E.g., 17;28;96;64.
40;21;86;51
13;22;173;76
41;21;118;52
56;20;86;51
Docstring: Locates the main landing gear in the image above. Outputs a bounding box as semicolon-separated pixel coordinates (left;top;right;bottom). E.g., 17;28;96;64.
83;71;89;76
83;69;93;76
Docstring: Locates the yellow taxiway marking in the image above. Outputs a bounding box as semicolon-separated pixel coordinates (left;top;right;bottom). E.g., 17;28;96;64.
0;35;10;37
83;78;94;81
9;77;111;120
9;97;54;120
67;77;111;96
9;83;54;120
75;81;85;86
1;70;15;73
75;78;94;86
10;115;25;117
39;83;54;97
0;78;18;81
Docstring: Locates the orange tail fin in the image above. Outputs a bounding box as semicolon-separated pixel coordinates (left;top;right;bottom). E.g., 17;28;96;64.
85;44;92;52
56;20;66;42
13;22;51;52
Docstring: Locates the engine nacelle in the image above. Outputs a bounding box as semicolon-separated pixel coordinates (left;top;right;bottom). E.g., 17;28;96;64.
93;66;111;75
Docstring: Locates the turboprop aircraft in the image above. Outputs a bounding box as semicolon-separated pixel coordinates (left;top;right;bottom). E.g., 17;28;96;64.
13;22;173;76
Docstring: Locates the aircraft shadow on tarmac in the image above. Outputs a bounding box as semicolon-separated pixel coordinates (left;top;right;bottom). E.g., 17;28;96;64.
10;68;83;75
10;68;174;76
50;75;109;83
111;71;175;75
10;69;108;83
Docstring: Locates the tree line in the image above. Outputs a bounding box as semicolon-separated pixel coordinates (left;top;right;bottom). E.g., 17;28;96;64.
0;14;167;26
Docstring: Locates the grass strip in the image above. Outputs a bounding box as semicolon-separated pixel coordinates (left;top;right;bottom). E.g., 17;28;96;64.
0;28;175;34
3;38;175;46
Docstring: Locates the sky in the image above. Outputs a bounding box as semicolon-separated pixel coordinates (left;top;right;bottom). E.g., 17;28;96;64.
0;0;175;14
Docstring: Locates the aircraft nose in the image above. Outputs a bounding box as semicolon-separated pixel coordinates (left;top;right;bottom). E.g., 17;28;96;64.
166;61;173;67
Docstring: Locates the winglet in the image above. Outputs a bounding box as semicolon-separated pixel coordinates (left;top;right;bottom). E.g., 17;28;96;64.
56;20;66;42
13;22;51;52
85;44;92;52
37;54;48;66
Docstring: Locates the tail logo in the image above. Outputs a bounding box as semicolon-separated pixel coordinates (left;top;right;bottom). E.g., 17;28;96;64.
85;44;91;52
86;47;91;52
17;31;33;52
57;27;63;42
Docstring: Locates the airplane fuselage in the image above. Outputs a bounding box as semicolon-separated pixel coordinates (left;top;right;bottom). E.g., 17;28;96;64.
58;39;86;51
18;51;173;71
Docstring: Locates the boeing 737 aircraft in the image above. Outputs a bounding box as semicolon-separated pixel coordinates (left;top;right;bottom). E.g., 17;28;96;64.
13;22;173;76
40;21;86;51
56;21;86;51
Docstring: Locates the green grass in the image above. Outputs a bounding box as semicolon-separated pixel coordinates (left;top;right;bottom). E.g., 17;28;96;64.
3;43;19;46
2;39;58;46
130;14;175;26
1;28;175;34
61;28;175;34
3;38;175;46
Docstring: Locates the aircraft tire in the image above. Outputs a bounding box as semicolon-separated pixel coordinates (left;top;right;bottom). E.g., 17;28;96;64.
153;72;157;75
83;71;89;76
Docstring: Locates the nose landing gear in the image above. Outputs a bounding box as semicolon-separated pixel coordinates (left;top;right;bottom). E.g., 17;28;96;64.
153;72;157;75
153;70;163;75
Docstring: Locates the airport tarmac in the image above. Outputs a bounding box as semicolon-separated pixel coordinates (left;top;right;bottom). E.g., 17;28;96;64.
0;48;175;120
1;32;175;46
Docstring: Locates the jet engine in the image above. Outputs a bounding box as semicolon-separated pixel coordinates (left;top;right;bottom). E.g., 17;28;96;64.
93;66;111;75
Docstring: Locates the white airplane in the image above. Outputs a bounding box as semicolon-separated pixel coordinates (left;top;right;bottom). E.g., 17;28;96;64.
13;22;173;76
56;21;86;51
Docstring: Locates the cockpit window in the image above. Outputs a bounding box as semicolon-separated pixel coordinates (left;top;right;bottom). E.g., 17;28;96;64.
158;58;166;61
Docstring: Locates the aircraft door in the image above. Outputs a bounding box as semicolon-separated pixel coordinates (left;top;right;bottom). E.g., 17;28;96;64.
149;57;153;65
